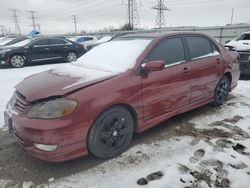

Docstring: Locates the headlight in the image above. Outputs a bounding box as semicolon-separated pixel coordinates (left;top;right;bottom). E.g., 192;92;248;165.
27;98;77;119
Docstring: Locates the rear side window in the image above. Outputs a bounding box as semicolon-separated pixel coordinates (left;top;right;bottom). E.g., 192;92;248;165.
185;36;214;60
146;37;186;65
32;39;49;46
49;39;67;45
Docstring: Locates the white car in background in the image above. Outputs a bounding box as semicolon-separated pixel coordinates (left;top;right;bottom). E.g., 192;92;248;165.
226;31;250;51
69;35;98;49
226;31;250;76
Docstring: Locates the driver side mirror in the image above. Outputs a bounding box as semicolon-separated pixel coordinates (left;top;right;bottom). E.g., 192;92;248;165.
142;60;165;74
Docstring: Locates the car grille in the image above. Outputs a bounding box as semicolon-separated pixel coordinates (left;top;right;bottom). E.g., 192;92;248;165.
12;91;29;113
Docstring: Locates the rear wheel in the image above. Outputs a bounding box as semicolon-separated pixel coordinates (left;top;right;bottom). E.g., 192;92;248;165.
87;106;134;159
213;75;230;106
10;55;26;68
66;52;77;62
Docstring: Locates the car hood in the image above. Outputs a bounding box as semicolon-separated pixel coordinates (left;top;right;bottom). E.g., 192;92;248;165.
15;64;118;102
0;45;20;51
227;40;250;51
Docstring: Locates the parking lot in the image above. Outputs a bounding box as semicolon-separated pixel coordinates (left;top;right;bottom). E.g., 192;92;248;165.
0;62;250;187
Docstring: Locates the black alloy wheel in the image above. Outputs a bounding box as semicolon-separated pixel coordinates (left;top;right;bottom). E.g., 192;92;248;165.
87;106;134;159
213;75;230;105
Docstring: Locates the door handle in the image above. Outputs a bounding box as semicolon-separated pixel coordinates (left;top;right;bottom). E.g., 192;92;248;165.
216;58;221;64
183;67;189;73
44;48;50;50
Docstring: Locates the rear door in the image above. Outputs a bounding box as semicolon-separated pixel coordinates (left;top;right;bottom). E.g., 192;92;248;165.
184;35;225;104
141;36;191;121
48;38;69;59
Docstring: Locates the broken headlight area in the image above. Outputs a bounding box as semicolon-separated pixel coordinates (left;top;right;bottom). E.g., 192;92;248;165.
27;98;77;119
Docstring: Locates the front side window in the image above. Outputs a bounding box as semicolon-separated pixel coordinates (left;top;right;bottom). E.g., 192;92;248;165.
185;36;214;60
146;37;186;65
236;34;250;41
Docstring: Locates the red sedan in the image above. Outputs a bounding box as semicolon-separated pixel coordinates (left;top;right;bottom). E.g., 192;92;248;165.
4;32;240;162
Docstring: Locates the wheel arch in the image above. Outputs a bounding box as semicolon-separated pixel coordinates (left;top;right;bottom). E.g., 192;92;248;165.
86;103;138;157
9;53;28;66
224;72;232;91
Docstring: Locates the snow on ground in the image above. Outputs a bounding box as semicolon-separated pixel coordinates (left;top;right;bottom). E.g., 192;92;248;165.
0;63;64;128
0;63;250;187
36;81;249;188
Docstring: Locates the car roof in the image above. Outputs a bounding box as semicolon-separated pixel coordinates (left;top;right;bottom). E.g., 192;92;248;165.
242;31;250;34
115;31;211;40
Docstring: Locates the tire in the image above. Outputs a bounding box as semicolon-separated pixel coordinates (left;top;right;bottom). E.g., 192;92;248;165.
66;51;77;62
213;75;230;106
87;106;134;159
10;55;26;68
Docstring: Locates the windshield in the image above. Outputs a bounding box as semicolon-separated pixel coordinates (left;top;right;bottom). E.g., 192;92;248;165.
9;39;33;47
73;39;151;73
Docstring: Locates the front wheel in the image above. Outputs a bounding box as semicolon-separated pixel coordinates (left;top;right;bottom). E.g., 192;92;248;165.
10;55;26;68
213;75;230;106
66;52;77;62
87;106;134;159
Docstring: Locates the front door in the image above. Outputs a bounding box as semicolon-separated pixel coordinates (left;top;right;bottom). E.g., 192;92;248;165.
28;39;53;62
141;36;191;121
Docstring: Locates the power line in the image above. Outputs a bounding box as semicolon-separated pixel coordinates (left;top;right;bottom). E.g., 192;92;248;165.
9;8;21;35
27;10;38;30
152;0;170;28
72;15;78;34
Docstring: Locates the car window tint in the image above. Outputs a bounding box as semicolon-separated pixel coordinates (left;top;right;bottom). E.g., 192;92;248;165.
185;36;213;60
242;34;250;40
211;42;220;54
77;37;85;42
146;37;186;65
84;37;94;41
32;39;49;46
49;39;67;45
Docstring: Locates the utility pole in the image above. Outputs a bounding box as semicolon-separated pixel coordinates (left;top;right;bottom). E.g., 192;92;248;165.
230;8;234;25
37;23;41;33
0;25;5;35
125;0;140;30
9;9;21;35
28;10;38;30
72;15;78;35
152;0;170;28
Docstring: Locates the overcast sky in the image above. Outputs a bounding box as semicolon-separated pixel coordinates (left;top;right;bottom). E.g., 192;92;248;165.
0;0;249;35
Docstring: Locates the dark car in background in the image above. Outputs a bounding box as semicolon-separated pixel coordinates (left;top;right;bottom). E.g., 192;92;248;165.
0;36;27;47
0;37;86;68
